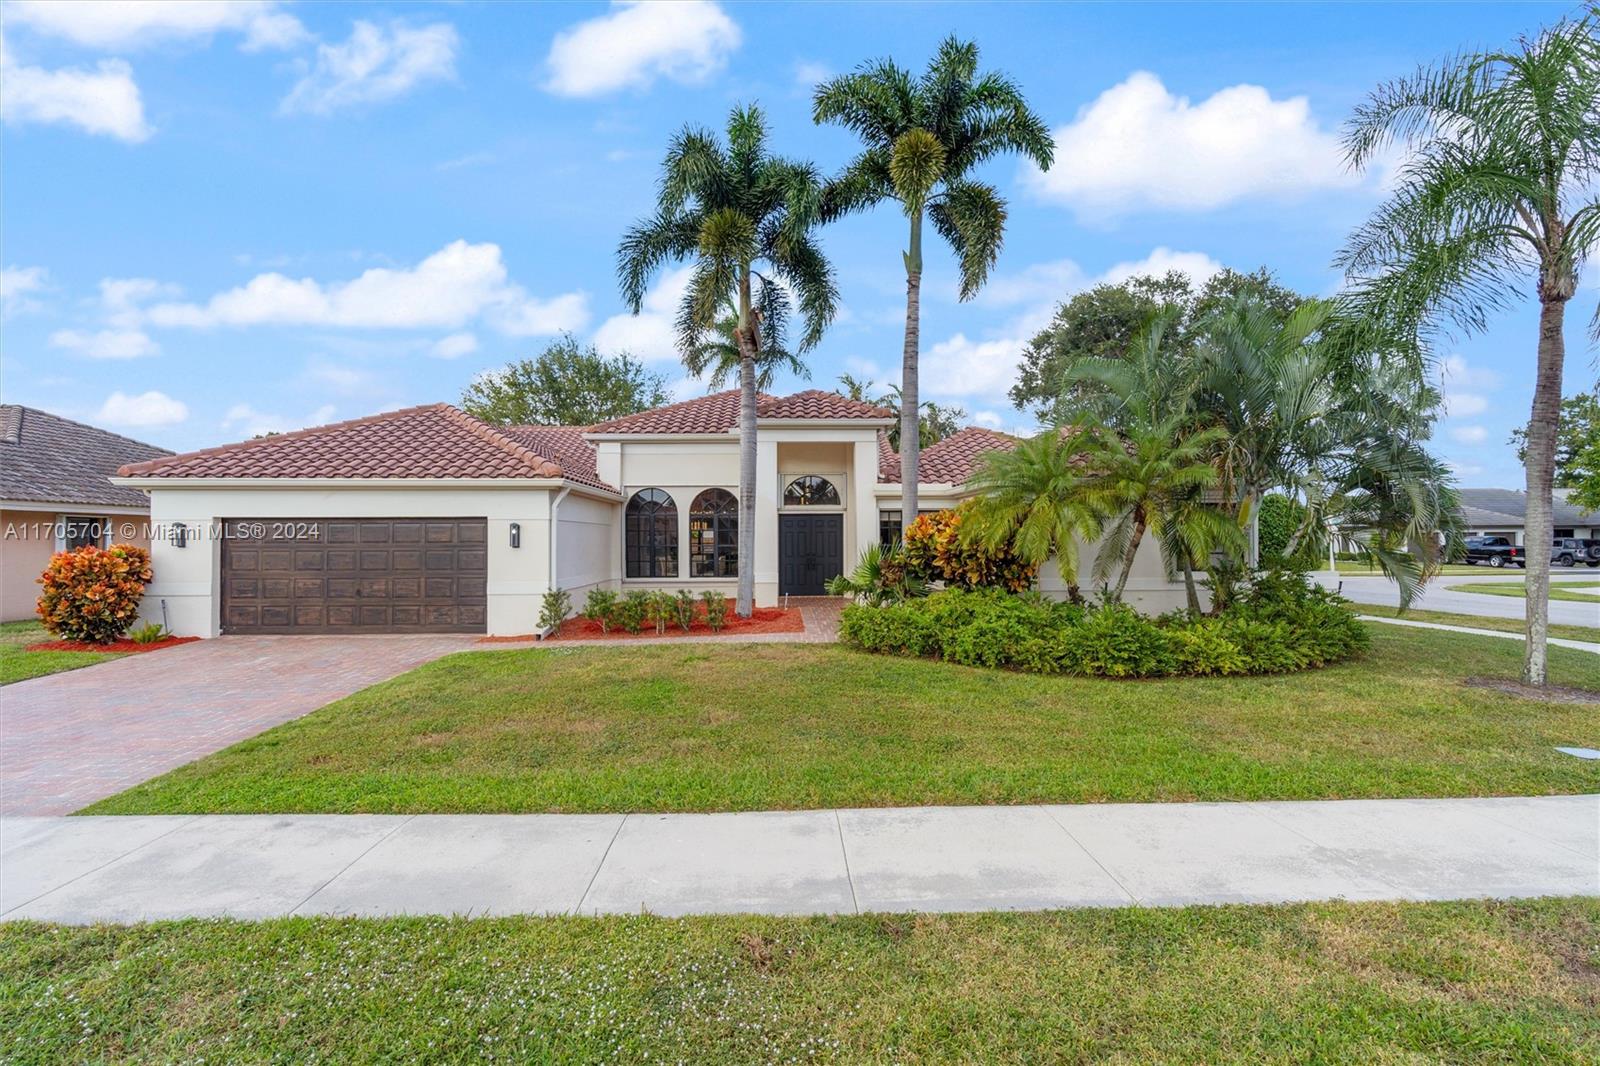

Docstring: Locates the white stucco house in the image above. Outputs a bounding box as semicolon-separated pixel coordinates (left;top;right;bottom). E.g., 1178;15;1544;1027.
114;389;1186;637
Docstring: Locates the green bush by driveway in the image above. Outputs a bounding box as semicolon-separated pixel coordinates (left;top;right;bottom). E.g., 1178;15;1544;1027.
86;624;1599;816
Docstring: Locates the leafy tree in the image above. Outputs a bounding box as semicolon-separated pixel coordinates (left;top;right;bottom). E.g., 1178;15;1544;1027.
617;105;836;617
1338;12;1600;685
814;37;1053;534
1509;390;1600;487
1010;268;1303;424
461;335;669;426
1567;436;1600;510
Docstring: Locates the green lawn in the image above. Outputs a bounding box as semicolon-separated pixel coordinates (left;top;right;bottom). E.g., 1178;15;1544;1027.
1448;580;1600;603
4;899;1597;1063
87;625;1600;816
0;620;126;686
1357;603;1600;642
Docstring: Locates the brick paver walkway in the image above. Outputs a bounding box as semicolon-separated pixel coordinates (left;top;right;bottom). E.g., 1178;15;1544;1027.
0;635;474;815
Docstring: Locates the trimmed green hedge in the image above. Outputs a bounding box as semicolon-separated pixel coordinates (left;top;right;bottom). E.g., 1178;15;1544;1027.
839;572;1369;678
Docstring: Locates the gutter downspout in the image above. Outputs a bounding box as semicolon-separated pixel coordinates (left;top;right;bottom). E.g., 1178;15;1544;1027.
541;486;572;639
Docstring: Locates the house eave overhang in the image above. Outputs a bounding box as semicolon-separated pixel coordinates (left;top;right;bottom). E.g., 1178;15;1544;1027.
0;496;153;515
581;432;736;444
109;476;622;501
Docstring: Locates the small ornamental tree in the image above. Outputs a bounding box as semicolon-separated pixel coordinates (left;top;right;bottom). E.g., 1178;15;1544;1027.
902;505;1037;592
36;543;153;644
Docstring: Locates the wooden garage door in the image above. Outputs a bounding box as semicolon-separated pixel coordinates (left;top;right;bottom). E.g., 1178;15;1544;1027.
221;518;487;634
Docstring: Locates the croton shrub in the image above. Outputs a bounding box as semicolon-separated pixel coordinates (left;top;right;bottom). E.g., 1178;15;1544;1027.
36;543;154;644
901;504;1037;593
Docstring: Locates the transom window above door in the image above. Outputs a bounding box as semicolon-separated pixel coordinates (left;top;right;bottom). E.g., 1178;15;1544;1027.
783;476;840;507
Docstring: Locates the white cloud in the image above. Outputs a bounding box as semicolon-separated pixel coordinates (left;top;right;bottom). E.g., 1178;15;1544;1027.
98;276;178;327
1449;424;1489;445
141;239;588;336
436;150;496;172
281;20;458;116
5;1;308;52
793;60;831;89
1026;71;1362;215
921;333;1022;401
223;402;337;437
96;390;187;427
1099;247;1224;289
1435;354;1498;419
0;55;151;142
544;1;741;97
49;328;160;359
1;265;50;316
592;264;694;361
431;332;478;359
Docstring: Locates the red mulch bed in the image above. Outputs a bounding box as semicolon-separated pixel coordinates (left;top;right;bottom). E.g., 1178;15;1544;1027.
25;635;201;654
483;606;805;643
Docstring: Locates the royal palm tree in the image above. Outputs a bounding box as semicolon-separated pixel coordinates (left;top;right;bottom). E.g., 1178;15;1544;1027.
963;430;1104;603
813;37;1053;534
1339;12;1600;684
618;105;837;617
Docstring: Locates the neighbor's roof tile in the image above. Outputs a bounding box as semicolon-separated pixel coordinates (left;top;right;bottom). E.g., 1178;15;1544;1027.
1;404;171;508
116;404;595;483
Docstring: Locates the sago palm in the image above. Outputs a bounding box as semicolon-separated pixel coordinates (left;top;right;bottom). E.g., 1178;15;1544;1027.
813;37;1053;533
618;105;837;616
1338;11;1600;684
962;430;1103;602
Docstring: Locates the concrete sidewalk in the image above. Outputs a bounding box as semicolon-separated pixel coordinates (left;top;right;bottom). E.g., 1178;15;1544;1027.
1360;614;1600;654
3;795;1595;923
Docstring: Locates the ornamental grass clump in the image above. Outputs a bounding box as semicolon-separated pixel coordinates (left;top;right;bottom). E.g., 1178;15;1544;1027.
36;543;153;645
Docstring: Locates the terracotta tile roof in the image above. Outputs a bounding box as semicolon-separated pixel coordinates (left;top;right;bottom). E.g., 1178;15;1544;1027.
588;389;893;434
587;389;761;435
1;405;171;509
758;389;894;421
500;425;614;491
116;404;608;485
877;426;1020;486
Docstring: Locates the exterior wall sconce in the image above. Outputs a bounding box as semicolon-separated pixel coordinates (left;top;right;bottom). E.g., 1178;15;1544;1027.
509;522;520;549
172;522;187;548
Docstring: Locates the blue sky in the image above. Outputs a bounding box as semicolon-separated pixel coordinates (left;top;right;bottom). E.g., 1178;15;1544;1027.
1;0;1590;488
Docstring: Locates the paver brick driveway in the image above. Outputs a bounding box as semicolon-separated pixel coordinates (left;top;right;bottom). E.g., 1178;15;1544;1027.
0;635;475;816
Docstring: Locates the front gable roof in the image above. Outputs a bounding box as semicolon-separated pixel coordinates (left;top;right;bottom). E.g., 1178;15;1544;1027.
878;426;1019;486
116;404;604;485
1;404;171;509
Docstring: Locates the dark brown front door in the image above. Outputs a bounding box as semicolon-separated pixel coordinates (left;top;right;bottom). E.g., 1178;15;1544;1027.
778;513;843;596
221;518;487;634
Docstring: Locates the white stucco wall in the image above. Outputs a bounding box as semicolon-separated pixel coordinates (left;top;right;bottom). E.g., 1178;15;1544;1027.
553;492;615;604
130;482;578;637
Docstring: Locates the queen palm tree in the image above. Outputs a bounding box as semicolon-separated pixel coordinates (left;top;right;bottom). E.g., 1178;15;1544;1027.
618;105;837;617
1338;12;1600;685
813;37;1053;535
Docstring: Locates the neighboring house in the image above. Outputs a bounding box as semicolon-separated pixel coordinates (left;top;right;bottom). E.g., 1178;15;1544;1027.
1457;487;1598;544
113;391;1182;638
1;405;172;622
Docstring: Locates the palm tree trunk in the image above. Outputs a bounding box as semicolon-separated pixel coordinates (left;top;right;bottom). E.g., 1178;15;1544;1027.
735;276;759;619
1521;293;1568;686
1112;515;1147;603
1182;555;1200;615
899;208;923;534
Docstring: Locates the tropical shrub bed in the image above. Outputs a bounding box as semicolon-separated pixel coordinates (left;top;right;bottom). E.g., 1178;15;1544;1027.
839;571;1368;678
35;544;153;645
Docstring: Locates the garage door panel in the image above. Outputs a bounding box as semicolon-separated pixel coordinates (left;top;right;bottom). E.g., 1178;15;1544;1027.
222;517;486;634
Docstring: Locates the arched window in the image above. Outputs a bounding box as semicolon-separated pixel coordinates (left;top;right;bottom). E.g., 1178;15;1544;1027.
689;489;738;578
625;489;677;578
783;476;841;507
